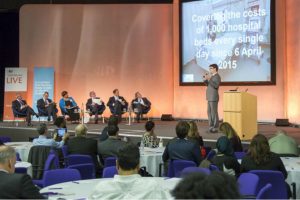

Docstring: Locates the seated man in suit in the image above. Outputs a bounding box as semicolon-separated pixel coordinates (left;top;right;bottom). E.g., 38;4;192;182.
107;89;128;122
98;125;127;165
0;146;44;199
12;93;38;126
162;121;202;166
37;91;57;122
86;91;106;124
59;90;80;122
131;92;151;123
67;124;101;176
90;143;172;199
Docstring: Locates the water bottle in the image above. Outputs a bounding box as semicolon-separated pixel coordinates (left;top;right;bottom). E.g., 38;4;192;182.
159;138;163;148
140;140;144;151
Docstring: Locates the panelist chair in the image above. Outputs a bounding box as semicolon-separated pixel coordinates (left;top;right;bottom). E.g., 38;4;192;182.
37;106;58;123
131;105;151;122
85;109;105;124
12;106;27;127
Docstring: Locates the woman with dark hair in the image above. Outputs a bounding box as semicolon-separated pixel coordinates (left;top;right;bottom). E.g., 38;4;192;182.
240;134;287;178
219;122;243;152
211;136;240;177
59;91;80;122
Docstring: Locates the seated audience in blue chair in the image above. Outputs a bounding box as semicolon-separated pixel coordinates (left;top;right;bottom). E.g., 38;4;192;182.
37;91;57;122
0;146;44;199
86;91;106;124
99;115;119;142
12;93;39;126
33;123;69;149
141;121;159;148
59;90;80;122
90;143;172;199
211;136;240;177
131;92;151;123
107;89;128;123
172;171;240;199
219;122;243;152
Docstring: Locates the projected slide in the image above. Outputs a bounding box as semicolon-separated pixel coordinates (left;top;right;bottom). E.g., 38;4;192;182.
180;0;274;84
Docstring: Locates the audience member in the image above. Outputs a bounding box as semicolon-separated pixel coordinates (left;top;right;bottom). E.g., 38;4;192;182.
86;91;106;124
99;115;119;142
172;171;240;199
98;125;127;164
0;146;44;199
211;136;240;177
33;123;68;148
131;92;151;123
59;90;80;122
67;124;100;175
187;120;204;147
269;130;299;156
162;121;202;166
141;121;159;148
219;122;243;152
90;143;172;199
53;116;67;129
37;91;57;122
12;93;38;126
107;89;128;122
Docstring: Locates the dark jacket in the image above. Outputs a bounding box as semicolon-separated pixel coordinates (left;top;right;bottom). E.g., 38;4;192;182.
211;154;240;176
162;138;202;165
0;171;44;199
27;146;52;179
98;137;127;164
230;135;243;152
12;99;27;112
37;98;53;112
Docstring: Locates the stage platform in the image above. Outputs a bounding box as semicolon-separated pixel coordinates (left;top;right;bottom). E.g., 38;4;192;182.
1;119;300;149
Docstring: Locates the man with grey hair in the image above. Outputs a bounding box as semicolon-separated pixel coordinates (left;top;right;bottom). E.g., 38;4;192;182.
32;123;69;148
67;124;100;176
0;146;44;199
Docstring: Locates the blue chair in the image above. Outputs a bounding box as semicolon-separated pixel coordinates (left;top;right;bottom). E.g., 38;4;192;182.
16;152;21;161
43;169;81;187
11;107;27;126
68;163;95;179
104;157;117;168
61;145;68;166
0;136;11;143
171;160;197;178
102;166;118;178
206;149;216;161
209;164;220;171
181;167;211;177
256;183;272;199
15;167;27;174
238;173;259;197
234;151;246;159
67;154;94;166
250;170;288;199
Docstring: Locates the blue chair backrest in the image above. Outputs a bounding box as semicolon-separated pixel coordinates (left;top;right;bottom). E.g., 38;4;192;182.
61;145;68;166
234;151;246;159
250;170;287;199
256;183;272;199
104;157;117;168
67;154;94;166
44;153;60;171
12;106;26;117
43;169;81;187
15;167;27;174
102;166;118;178
206;150;216;160
209;164;220;171
68;163;95;179
171;160;197;178
238;173;259;197
181;167;211;177
0;136;11;143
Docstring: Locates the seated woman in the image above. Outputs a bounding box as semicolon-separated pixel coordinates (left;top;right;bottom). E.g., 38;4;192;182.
211;136;240;177
187;121;205;157
219;122;243;152
141;121;159;148
131;92;151;123
59;91;80;122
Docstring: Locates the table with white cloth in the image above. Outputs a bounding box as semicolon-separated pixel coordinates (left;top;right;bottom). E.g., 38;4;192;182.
140;147;164;177
281;157;300;198
15;161;33;177
40;177;181;200
5;142;33;162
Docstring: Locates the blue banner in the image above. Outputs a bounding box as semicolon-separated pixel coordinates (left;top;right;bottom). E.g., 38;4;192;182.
32;67;55;119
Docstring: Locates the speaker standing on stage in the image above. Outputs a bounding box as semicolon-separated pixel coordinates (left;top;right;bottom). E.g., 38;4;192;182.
203;64;221;133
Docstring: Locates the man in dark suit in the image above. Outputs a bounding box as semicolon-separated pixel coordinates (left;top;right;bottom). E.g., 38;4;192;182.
98;125;127;165
162;121;202;166
0;145;44;199
107;89;128;122
131;92;151;123
86;91;106;124
203;64;221;133
67;124;101;176
37;91;57;122
12;93;38;126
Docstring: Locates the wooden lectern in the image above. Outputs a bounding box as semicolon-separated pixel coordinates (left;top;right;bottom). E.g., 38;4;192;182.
223;91;257;140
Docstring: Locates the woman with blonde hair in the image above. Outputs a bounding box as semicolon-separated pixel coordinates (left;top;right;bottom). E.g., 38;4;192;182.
187;121;204;147
219;122;243;152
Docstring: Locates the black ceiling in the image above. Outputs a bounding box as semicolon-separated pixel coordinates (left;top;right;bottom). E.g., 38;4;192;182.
0;0;173;11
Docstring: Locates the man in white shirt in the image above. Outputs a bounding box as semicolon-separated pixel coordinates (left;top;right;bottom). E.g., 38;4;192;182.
90;143;172;199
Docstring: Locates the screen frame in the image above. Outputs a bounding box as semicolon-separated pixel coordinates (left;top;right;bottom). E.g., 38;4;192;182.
179;0;276;86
